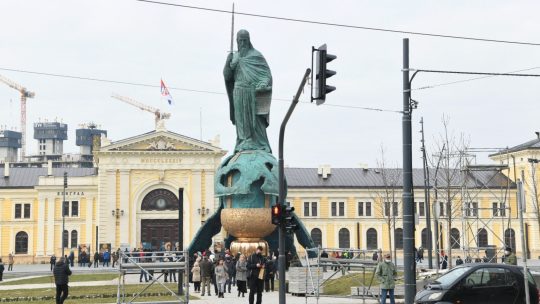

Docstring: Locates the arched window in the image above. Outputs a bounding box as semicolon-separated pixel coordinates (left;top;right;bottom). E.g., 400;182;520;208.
62;230;69;248
477;228;488;247
71;230;78;248
141;189;178;211
311;228;322;247
366;228;377;250
451;228;460;249
15;231;28;254
338;228;350;249
504;229;516;252
421;228;428;249
394;228;403;249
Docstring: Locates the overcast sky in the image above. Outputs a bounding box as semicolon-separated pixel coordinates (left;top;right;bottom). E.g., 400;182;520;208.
1;0;539;168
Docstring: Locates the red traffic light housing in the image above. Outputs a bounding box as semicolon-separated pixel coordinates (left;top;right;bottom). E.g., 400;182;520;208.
271;204;282;225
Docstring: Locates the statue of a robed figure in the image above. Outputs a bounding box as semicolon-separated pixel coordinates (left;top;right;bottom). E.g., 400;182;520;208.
188;30;315;257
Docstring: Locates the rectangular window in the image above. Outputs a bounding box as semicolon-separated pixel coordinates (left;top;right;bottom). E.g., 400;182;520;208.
500;202;506;217
365;202;372;216
338;202;345;216
23;204;31;219
63;201;69;217
71;201;79;217
384;202;391;217
419;202;425;216
304;202;310;216
358;202;364;216
331;202;337;216
303;202;317;217
492;202;499;217
472;202;478;217
440;202;445;217
311;202;318;217
15;204;22;219
392;202;398;217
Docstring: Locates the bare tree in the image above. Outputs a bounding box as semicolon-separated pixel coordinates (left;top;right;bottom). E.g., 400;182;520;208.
429;116;470;268
371;145;402;265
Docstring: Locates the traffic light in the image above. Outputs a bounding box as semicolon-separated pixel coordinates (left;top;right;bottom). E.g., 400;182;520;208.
271;204;282;225
284;206;298;233
63;172;68;188
312;44;337;105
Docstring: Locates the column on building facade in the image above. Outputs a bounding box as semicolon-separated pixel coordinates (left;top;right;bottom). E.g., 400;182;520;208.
98;170;117;248
36;197;46;256
189;169;202;245
203;169;215;231
119;170;130;246
46;197;55;255
85;196;93;247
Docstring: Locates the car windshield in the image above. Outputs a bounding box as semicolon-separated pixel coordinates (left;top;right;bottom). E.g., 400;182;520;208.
432;266;472;287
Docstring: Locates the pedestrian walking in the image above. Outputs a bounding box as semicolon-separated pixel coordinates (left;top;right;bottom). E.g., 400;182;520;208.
456;256;464;265
139;250;148;283
200;255;213;296
320;250;329;272
0;259;5;281
93;251;99;268
264;256;276;292
236;254;248;297
247;246;266;304
112;250;119;268
191;260;201;293
375;253;397;304
8;254;13;271
50;254;57;271
440;251;448;270
503;247;517;265
103;250;110;267
224;255;236;293
68;251;75;268
418;247;424;262
215;259;229;298
53;257;72;304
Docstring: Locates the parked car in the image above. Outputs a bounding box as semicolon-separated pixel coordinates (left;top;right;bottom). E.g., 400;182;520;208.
414;264;539;304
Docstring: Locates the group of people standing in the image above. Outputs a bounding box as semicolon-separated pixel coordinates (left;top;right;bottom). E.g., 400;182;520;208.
190;246;277;304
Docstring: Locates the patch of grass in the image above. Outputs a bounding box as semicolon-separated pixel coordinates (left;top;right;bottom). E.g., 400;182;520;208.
0;273;118;285
0;282;190;299
6;294;197;304
322;272;404;295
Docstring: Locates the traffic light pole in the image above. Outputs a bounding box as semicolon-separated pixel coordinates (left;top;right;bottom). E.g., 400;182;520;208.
402;38;416;304
278;68;311;304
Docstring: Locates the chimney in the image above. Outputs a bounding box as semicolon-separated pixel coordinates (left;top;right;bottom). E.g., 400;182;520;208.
358;163;369;171
317;164;331;179
4;162;9;178
47;160;53;176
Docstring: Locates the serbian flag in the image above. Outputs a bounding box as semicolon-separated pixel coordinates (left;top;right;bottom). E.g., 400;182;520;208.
160;79;174;105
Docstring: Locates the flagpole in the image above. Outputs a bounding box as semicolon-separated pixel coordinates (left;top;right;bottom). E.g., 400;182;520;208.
230;3;235;53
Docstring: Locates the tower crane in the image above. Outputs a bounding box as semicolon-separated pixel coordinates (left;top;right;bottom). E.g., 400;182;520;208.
111;93;171;130
0;74;35;160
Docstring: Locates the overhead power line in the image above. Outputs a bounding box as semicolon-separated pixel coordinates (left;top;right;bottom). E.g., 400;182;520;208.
136;0;540;47
0;66;402;114
412;67;540;91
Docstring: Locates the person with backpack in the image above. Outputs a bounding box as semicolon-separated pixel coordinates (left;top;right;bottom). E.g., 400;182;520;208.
53;257;72;304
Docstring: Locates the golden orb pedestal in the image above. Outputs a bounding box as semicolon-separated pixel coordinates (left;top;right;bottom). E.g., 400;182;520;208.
221;208;275;256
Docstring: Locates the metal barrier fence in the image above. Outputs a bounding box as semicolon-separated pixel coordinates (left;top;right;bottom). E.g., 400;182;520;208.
117;250;190;304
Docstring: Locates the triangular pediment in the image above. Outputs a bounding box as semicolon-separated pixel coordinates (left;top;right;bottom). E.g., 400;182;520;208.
99;130;224;153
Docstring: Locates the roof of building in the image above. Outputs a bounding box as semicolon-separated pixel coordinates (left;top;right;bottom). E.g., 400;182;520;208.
0;167;97;188
284;167;515;189
490;136;540;157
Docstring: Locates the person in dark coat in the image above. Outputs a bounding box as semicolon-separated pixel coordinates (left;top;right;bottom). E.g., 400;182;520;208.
455;256;464;265
320;251;329;272
50;255;57;271
247;246;266;304
224;256;236;293
53;257;72;304
68;251;75;268
0;259;4;281
264;256;276;292
200;256;213;296
93;252;100;268
440;251;448;270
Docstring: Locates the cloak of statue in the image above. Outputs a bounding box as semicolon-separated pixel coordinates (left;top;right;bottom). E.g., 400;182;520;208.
224;32;273;153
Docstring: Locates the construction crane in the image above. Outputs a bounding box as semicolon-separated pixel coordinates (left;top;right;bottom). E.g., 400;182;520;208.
0;74;35;160
111;93;171;130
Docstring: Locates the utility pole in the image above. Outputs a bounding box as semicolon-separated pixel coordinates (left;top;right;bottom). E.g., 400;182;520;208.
518;176;531;304
178;188;184;296
278;68;311;304
62;172;67;257
402;38;416;304
420;117;433;269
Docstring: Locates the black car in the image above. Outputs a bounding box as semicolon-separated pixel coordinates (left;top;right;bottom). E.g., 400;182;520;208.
415;264;539;304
